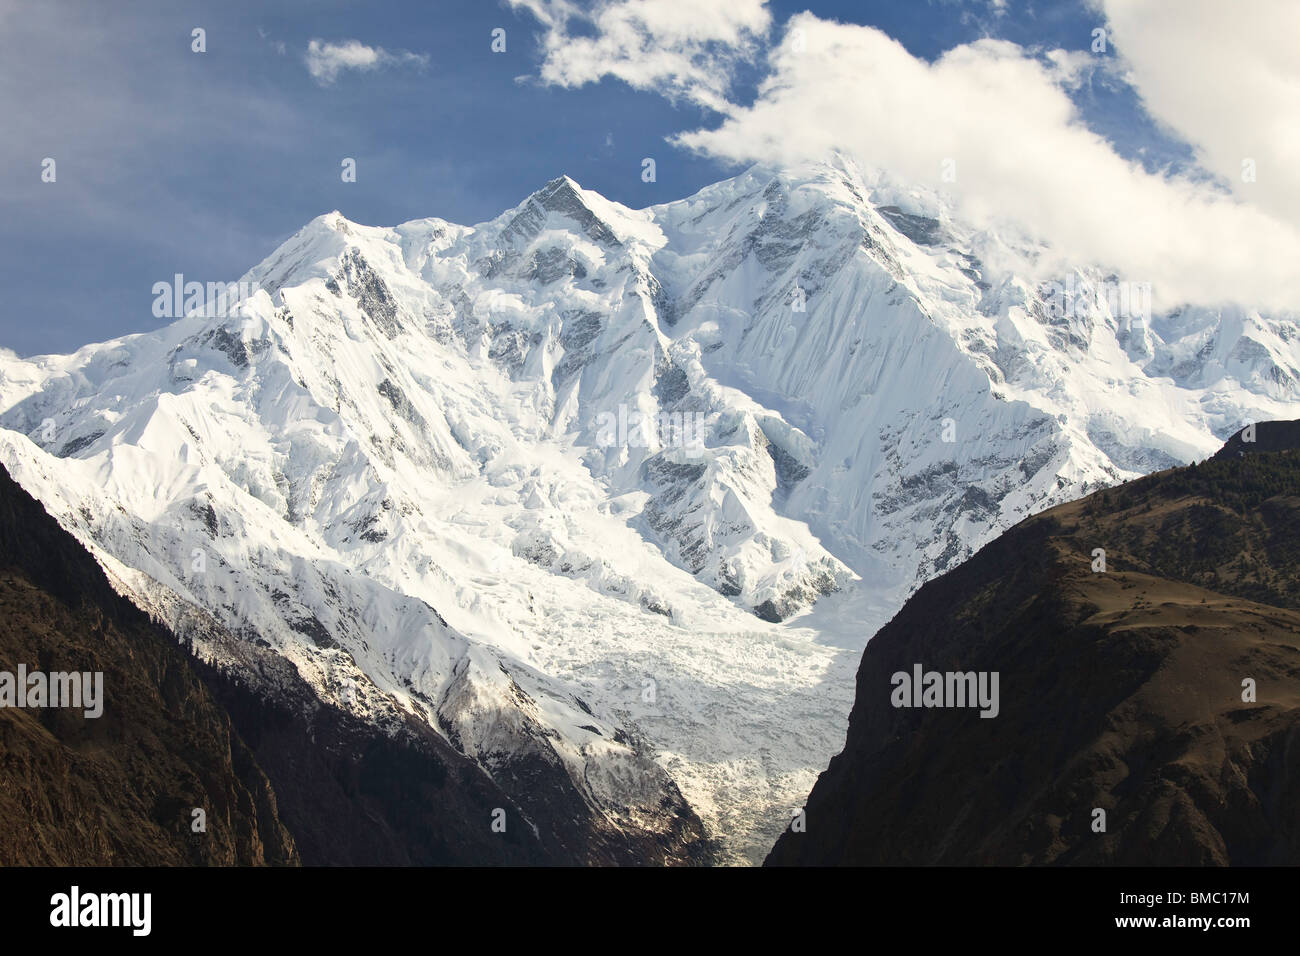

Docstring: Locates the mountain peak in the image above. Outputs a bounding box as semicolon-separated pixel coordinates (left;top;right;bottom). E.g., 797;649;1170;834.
526;174;589;215
500;173;624;247
542;173;582;192
3;159;1298;866
301;210;354;234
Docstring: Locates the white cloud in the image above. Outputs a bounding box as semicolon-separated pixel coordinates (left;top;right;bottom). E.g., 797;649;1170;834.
1042;47;1098;89
673;15;1300;310
1097;0;1300;231
304;39;429;85
514;1;1300;312
507;0;770;112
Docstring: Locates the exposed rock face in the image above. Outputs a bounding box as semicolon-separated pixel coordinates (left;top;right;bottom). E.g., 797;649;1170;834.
768;422;1300;866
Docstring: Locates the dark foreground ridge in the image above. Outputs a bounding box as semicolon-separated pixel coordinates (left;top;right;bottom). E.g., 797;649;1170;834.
0;464;297;864
768;421;1300;865
0;464;708;865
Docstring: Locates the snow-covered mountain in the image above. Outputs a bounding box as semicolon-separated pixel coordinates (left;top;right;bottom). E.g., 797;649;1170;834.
2;156;1298;863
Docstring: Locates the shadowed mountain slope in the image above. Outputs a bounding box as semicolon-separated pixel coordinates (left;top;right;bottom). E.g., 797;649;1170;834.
768;421;1300;866
0;463;708;865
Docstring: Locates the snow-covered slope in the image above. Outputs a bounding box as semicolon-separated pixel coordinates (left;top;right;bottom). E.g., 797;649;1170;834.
2;156;1297;863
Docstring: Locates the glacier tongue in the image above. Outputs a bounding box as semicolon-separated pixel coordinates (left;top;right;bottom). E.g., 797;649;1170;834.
2;156;1299;863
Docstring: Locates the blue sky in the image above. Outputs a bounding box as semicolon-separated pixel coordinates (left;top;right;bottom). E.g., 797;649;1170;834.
1;0;1288;356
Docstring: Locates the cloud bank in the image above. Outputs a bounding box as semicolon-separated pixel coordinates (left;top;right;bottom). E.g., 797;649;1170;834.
512;0;1300;312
